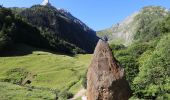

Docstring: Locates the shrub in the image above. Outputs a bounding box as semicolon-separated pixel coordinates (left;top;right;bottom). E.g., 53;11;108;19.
133;34;170;99
110;43;126;51
2;68;32;85
114;42;151;88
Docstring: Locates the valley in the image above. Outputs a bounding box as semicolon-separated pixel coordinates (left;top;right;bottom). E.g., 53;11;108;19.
0;1;170;100
0;44;92;99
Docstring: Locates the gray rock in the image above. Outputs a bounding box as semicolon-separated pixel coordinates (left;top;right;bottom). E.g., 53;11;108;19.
87;39;132;100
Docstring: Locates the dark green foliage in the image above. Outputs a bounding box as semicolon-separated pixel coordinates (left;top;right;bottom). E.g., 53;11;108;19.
19;5;99;54
126;11;170;99
161;14;170;33
132;34;170;99
0;7;50;53
115;43;151;86
115;34;170;99
2;68;32;85
0;5;99;55
0;7;14;51
115;9;169;95
116;55;138;87
134;6;169;42
124;9;170;99
0;29;13;51
110;43;126;51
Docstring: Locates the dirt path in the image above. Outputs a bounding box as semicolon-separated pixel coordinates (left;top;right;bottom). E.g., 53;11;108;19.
69;88;86;100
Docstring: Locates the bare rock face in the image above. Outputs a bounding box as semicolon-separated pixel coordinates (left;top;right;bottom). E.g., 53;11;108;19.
87;39;132;100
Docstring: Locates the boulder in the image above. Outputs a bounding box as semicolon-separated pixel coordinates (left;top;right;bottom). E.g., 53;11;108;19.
87;39;132;100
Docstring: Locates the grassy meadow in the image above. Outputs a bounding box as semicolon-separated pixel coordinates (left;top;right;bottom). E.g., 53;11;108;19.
0;45;92;99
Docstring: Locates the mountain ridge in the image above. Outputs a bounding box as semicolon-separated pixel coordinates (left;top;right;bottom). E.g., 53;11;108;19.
97;6;170;45
19;5;99;53
0;5;99;54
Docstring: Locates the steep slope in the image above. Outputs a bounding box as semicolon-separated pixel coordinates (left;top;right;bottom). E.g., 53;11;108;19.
18;5;99;53
98;12;139;45
0;5;100;54
97;6;169;45
0;6;51;53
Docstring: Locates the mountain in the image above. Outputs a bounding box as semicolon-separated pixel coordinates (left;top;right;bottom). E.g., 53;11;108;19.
0;6;51;53
1;5;170;100
97;6;170;45
104;6;170;99
17;5;99;54
0;5;99;55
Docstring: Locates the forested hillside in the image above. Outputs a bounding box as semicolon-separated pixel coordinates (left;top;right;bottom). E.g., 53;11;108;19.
0;6;49;53
18;5;99;54
0;5;99;55
107;6;170;99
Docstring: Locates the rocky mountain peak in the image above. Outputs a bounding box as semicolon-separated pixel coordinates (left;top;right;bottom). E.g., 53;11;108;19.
41;0;51;6
87;39;132;100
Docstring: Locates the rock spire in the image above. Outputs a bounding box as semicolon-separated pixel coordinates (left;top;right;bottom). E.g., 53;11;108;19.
87;39;132;100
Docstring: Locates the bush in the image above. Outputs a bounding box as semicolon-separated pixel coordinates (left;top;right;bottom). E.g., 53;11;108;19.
114;42;151;88
110;43;126;51
133;34;170;99
2;68;32;85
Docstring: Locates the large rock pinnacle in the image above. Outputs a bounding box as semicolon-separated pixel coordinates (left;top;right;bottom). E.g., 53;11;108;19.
87;39;132;100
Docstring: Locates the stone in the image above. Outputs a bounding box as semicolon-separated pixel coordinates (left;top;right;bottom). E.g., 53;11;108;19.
87;39;132;100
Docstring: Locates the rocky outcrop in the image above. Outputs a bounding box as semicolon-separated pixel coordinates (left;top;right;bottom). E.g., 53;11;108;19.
87;39;132;100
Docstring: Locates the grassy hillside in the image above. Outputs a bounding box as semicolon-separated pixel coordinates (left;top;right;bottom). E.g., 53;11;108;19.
0;44;92;99
0;82;55;100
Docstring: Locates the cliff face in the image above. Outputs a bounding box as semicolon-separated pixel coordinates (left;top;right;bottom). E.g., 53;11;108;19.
87;40;132;100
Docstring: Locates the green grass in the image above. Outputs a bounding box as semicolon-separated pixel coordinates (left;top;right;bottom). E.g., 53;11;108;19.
0;82;56;100
0;45;92;99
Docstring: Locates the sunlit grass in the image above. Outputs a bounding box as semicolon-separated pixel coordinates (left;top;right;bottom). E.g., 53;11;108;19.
0;46;92;96
0;82;56;100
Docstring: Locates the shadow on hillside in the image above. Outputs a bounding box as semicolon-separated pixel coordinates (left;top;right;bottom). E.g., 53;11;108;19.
0;44;75;57
0;44;35;57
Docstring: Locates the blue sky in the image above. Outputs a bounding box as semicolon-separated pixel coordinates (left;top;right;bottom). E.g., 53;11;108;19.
0;0;170;31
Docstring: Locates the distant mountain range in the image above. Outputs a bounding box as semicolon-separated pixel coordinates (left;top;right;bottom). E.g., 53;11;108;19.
97;6;170;45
